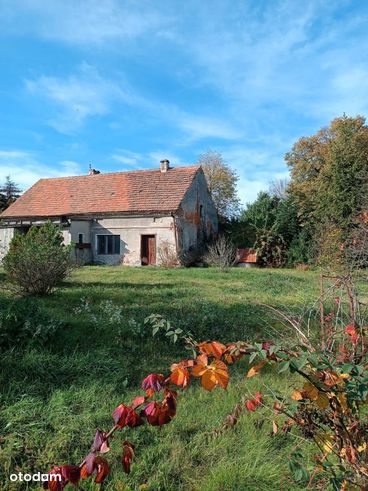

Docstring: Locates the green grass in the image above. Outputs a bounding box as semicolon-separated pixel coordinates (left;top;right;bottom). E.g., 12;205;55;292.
0;267;326;490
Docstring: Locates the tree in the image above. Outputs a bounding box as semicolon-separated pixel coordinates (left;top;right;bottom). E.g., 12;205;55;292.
238;191;302;266
197;150;240;221
268;177;289;199
0;175;21;211
3;222;75;294
286;115;368;235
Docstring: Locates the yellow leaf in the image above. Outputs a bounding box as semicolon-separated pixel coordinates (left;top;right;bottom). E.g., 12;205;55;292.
316;392;329;410
337;393;348;412
247;360;267;378
339;373;350;380
201;369;217;391
316;433;335;453
272;420;278;434
357;443;367;453
303;382;319;401
292;390;303;401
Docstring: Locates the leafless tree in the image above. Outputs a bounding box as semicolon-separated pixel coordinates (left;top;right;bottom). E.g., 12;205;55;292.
268;178;289;199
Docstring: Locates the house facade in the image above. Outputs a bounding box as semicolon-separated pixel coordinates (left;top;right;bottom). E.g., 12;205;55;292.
0;161;218;266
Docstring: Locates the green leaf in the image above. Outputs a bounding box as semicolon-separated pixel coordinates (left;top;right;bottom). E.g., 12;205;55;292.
278;361;290;373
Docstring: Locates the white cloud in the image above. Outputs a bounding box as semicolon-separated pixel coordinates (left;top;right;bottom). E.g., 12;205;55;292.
112;149;188;170
25;64;140;133
0;150;83;190
178;115;242;142
0;0;170;46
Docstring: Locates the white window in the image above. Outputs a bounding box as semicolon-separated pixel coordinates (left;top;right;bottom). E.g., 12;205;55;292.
96;235;120;255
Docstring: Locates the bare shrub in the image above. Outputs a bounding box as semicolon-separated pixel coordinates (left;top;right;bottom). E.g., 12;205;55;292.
157;240;180;268
204;235;238;271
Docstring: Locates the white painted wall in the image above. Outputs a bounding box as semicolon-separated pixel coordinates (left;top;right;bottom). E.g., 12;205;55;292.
0;227;15;261
90;215;176;265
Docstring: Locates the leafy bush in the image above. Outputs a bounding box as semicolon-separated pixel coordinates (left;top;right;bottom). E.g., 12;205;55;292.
204;235;238;270
3;222;75;294
255;229;286;267
0;298;62;348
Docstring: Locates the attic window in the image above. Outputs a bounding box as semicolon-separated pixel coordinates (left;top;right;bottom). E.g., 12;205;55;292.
78;233;84;244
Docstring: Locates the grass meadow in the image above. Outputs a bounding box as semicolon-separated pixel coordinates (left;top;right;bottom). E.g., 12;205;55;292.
0;266;339;490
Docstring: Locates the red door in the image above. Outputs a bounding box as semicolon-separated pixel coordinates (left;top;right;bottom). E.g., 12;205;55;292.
141;235;156;265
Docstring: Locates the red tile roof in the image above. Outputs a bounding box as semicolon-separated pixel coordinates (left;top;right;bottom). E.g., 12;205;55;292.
1;166;201;219
237;248;258;263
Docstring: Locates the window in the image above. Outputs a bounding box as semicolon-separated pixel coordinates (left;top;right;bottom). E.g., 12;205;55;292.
78;233;84;244
97;235;120;255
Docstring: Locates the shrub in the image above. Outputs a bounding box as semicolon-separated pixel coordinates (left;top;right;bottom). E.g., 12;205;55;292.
3;222;75;294
204;235;238;270
255;229;286;267
0;297;62;348
157;240;180;268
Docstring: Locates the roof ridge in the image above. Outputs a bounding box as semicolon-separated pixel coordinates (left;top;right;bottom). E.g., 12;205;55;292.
36;164;200;182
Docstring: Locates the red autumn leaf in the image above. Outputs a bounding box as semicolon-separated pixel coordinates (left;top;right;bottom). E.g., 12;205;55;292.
125;407;144;427
141;373;165;393
262;341;272;351
94;456;110;484
92;429;110;453
122;440;135;474
112;404;130;428
162;389;177;417
43;467;66;490
245;392;263;412
170;363;190;388
345;324;359;344
84;453;97;477
131;395;146;409
142;395;176;427
60;465;80;485
245;400;257;412
80;463;89;479
254;392;263;404
198;341;226;359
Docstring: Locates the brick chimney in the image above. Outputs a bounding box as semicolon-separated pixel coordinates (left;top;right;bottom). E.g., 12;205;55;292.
88;164;101;175
160;159;170;173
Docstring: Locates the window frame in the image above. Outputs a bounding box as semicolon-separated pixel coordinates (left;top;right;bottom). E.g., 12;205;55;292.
96;234;121;255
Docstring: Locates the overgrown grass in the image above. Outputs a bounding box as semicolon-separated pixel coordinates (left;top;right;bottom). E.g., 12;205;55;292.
0;266;330;490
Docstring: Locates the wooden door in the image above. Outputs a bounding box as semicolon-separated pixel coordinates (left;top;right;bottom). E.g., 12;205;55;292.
141;235;156;265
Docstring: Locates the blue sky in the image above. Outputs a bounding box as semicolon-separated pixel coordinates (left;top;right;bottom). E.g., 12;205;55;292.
1;0;368;204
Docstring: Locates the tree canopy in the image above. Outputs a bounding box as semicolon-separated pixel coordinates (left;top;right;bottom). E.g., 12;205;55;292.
197;150;240;221
286;115;368;235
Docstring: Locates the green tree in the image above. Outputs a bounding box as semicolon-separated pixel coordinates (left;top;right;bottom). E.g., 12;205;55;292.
0;175;21;211
286;115;368;234
197;150;240;221
237;191;301;266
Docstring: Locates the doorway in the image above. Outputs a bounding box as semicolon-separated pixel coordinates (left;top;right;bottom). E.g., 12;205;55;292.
141;235;156;265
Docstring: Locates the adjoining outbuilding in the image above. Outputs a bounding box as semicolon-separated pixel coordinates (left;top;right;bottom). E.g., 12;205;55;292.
237;248;258;267
0;160;218;266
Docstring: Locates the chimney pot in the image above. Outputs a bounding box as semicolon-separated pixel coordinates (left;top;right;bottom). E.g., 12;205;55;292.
160;159;170;173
